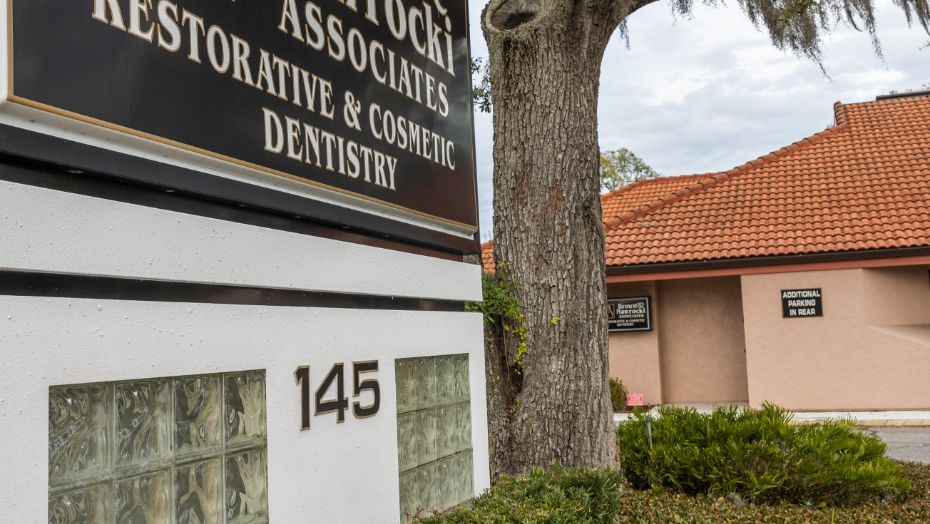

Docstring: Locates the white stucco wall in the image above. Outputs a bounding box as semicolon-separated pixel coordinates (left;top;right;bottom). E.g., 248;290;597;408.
0;297;489;523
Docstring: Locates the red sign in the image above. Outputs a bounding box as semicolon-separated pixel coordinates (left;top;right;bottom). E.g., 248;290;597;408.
626;393;644;407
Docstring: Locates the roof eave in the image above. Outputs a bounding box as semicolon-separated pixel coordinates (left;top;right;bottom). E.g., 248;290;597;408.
606;245;930;277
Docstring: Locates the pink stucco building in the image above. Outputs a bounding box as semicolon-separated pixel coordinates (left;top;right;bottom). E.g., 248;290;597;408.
486;92;930;412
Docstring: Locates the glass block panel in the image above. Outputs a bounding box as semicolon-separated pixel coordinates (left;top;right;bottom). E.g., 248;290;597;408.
398;468;419;524
51;371;269;524
397;412;417;473
435;405;457;459
458;450;474;504
416;462;440;515
415;408;437;465
225;371;267;450
49;384;110;487
48;483;111;524
437;455;456;510
398;355;472;522
175;375;222;458
175;458;223;524
225;449;269;524
454;402;472;452
435;356;455;406
115;380;170;471
395;359;416;415
453;354;469;403
414;358;437;410
114;470;171;524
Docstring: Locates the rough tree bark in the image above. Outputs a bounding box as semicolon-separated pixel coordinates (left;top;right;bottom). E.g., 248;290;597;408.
477;0;928;477
479;0;648;476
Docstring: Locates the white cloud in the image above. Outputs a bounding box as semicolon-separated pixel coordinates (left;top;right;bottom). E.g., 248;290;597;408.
468;0;929;241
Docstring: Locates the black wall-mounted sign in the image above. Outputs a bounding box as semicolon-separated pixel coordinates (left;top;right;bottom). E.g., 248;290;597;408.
781;289;823;318
608;297;652;332
8;0;478;233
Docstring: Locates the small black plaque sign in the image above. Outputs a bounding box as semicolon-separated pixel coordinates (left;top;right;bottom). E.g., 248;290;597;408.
608;297;652;332
781;289;823;318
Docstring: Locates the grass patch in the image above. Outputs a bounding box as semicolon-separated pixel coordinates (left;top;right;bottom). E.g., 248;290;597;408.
616;404;910;505
418;461;930;523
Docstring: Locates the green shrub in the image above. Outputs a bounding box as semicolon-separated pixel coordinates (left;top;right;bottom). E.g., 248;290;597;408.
417;464;624;524
616;403;910;506
609;378;628;412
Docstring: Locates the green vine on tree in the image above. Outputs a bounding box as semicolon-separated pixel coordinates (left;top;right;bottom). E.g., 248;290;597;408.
466;265;529;373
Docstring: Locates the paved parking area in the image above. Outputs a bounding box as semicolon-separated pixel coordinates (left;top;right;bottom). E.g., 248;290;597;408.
867;427;930;463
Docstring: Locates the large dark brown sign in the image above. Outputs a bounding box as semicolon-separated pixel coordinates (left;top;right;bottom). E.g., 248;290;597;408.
8;0;478;230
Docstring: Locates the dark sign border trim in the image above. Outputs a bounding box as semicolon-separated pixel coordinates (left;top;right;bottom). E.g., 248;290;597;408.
4;0;480;233
608;296;652;332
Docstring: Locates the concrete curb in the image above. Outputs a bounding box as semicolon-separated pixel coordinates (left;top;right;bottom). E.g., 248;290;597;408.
613;409;930;427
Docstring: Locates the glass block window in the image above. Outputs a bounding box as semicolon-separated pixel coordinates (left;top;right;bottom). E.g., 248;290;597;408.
48;370;268;524
396;354;473;523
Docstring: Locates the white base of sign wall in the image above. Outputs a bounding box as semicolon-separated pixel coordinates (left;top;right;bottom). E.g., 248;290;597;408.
0;297;490;522
0;179;488;522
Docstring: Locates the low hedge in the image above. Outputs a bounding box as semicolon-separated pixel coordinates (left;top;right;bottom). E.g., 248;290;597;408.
417;461;930;523
616;404;910;505
612;461;930;523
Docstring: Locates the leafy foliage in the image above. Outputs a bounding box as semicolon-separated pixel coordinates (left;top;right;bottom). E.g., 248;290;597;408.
470;58;492;113
466;267;528;371
417;464;625;524
616;404;911;505
609;378;628;412
599;148;661;192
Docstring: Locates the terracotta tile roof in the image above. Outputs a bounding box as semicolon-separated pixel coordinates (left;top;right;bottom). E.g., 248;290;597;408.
480;240;495;272
481;94;930;270
600;173;714;224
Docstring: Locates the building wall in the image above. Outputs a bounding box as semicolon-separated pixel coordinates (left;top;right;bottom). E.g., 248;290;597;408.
607;281;663;405
607;276;750;405
657;277;750;403
741;266;930;411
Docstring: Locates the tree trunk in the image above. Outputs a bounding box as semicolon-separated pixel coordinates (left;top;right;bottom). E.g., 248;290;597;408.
480;0;625;476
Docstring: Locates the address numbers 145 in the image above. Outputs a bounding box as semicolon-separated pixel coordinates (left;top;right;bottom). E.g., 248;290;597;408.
294;361;380;430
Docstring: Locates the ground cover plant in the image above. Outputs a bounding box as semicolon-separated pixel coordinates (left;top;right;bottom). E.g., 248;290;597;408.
616;404;910;505
418;464;625;523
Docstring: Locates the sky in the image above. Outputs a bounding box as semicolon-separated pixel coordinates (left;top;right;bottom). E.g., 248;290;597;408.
467;0;930;241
